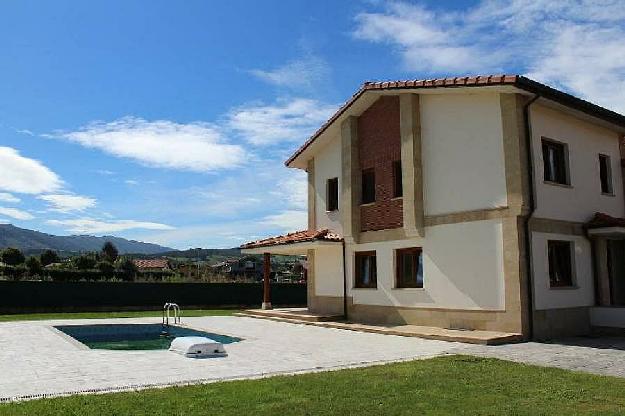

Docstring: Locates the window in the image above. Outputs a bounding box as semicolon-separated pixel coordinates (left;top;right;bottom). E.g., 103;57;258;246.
326;177;339;211
355;251;377;288
542;139;569;185
548;240;574;288
361;168;376;204
599;154;613;194
393;160;403;198
396;248;423;288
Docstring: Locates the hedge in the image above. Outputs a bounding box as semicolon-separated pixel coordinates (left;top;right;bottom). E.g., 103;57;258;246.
0;281;306;313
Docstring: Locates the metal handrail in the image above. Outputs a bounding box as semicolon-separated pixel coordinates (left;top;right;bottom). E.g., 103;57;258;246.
162;302;181;328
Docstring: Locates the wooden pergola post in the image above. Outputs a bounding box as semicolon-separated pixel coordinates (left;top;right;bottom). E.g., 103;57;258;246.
262;252;272;310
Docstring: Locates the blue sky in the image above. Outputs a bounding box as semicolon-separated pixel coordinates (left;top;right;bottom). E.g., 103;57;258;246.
0;0;623;249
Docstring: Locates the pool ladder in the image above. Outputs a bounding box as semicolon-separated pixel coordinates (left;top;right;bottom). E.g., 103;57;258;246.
162;302;181;330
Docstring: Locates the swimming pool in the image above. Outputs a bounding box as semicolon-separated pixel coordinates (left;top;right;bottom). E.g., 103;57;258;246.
55;324;242;350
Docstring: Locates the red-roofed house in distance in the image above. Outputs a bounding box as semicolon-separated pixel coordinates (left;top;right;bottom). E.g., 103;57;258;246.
132;258;171;272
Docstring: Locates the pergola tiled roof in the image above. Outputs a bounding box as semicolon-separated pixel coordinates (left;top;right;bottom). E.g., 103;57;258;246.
586;212;625;229
285;74;625;167
240;229;342;250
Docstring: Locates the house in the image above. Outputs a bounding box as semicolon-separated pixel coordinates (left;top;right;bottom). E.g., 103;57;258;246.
242;74;625;340
132;258;171;272
210;256;273;280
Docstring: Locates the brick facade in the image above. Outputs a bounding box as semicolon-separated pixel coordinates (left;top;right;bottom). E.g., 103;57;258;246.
357;95;403;232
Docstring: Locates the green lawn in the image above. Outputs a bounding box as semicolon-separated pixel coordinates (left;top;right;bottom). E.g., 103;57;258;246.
0;309;237;322
2;355;625;415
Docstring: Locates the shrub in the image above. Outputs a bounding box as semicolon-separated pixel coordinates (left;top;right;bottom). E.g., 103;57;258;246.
25;256;42;276
116;258;137;281
40;249;60;267
1;248;25;266
97;261;115;276
74;254;98;270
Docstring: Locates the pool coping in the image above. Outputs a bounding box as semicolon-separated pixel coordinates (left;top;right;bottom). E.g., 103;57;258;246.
48;321;246;352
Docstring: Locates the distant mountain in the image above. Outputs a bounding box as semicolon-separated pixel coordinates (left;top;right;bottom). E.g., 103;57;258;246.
0;224;173;255
154;247;242;259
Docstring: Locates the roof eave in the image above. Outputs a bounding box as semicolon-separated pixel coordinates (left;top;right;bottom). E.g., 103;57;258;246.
285;75;625;168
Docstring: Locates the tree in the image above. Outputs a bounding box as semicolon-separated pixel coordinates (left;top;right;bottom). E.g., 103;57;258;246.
74;254;97;270
1;247;25;266
117;257;137;281
96;260;114;276
101;241;119;263
40;249;60;267
25;256;41;275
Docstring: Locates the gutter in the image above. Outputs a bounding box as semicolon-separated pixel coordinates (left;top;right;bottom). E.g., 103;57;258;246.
522;94;540;340
342;240;348;320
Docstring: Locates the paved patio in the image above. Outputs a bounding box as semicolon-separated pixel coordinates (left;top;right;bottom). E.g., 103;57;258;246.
0;316;463;401
2;316;625;402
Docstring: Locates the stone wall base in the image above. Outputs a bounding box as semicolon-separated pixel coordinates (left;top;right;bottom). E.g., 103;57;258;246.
533;307;591;340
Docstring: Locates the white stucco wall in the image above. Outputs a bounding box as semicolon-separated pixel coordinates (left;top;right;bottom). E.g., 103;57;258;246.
531;104;625;223
346;219;505;310
421;93;508;216
313;246;344;297
313;136;343;234
531;231;594;310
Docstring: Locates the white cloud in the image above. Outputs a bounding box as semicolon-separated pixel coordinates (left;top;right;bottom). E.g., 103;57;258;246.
250;55;330;89
0;218;9;224
0;206;34;220
0;147;63;194
125;179;139;186
49;117;247;172
228;98;337;146
274;174;307;210
96;169;116;176
38;194;97;213
0;193;20;203
16;129;34;136
261;209;307;231
46;218;174;234
353;0;625;113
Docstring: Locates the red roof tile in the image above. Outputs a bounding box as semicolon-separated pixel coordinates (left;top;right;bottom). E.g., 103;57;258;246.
586;213;625;229
133;259;170;269
240;229;342;249
285;74;625;167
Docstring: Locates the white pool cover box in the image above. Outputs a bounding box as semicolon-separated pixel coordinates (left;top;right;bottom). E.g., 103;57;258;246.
169;336;227;358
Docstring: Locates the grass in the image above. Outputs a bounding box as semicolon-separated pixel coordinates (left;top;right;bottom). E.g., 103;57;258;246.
2;355;625;415
0;309;237;322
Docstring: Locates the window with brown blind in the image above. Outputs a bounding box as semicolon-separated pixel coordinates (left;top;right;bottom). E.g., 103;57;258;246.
361;168;375;204
542;138;569;185
396;247;423;288
326;177;338;211
548;240;574;288
392;160;403;198
354;251;377;288
599;154;613;195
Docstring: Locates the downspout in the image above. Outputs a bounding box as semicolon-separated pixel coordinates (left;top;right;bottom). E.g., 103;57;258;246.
342;240;348;320
522;94;540;340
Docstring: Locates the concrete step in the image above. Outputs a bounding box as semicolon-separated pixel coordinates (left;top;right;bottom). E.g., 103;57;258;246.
235;311;523;345
237;309;344;323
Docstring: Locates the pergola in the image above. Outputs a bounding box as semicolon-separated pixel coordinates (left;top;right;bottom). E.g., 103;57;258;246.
240;230;343;310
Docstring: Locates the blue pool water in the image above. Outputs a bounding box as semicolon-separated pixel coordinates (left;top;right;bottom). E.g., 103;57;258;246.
55;324;242;350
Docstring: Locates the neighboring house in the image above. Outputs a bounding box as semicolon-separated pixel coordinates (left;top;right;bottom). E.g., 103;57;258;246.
211;256;272;280
132;258;171;272
242;74;625;340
